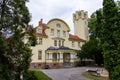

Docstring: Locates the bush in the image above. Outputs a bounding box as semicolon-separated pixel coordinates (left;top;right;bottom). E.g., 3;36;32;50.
24;70;38;80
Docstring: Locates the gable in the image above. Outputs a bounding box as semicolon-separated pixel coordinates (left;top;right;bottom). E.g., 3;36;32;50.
47;18;70;32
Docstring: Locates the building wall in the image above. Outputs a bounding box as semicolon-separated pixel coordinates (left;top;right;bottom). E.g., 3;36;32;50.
28;10;89;68
73;10;89;41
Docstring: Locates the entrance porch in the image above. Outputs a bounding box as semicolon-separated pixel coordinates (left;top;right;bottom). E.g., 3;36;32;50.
45;46;77;68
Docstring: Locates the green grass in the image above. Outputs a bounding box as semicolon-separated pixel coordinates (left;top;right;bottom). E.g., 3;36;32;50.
34;70;52;80
25;69;52;80
82;71;109;80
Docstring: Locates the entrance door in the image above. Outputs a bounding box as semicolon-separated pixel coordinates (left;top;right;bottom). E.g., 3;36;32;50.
63;53;70;63
53;53;57;61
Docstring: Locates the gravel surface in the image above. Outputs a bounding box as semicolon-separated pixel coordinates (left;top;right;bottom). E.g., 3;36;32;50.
41;67;95;80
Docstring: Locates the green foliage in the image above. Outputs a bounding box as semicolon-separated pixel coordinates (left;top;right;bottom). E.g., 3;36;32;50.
24;70;38;80
89;8;103;39
24;70;52;80
77;39;103;66
95;0;120;79
0;0;36;80
28;34;37;46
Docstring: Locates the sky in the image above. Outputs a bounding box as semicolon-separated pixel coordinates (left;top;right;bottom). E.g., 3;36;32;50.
26;0;103;34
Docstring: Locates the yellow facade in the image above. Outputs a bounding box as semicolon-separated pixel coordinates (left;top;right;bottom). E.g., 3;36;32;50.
27;10;89;68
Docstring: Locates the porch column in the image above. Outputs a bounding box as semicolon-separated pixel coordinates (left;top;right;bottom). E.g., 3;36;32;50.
46;53;49;59
60;52;63;59
49;53;53;59
70;53;74;59
57;53;60;61
70;53;76;62
59;52;63;62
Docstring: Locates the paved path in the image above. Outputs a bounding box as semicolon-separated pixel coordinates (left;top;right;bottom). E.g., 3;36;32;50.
42;67;96;80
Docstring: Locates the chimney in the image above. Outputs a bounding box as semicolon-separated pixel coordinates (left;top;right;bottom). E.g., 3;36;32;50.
39;19;43;26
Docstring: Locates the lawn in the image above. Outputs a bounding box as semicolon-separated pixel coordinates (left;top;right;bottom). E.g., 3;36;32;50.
24;69;52;80
34;70;52;80
82;71;109;80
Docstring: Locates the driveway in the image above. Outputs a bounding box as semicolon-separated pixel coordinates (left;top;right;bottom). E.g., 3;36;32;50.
42;67;96;80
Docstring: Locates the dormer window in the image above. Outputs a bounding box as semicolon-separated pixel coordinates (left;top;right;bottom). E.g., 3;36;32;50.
37;29;42;34
56;23;61;28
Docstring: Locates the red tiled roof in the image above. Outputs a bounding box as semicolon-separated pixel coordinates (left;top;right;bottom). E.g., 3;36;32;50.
33;28;47;37
33;19;47;37
69;34;85;42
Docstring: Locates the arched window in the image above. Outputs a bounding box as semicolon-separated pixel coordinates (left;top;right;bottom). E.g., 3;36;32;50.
56;23;61;28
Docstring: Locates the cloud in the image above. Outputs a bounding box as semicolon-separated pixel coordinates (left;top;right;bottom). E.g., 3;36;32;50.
26;0;103;33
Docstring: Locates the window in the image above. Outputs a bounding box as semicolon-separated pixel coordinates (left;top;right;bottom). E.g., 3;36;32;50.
37;29;42;34
54;40;57;46
78;42;80;48
51;29;54;36
31;63;37;68
72;41;74;47
62;41;64;46
63;31;66;37
84;13;87;18
57;30;60;37
38;38;42;45
59;40;61;47
56;23;61;28
46;53;49;59
38;51;42;60
28;38;35;46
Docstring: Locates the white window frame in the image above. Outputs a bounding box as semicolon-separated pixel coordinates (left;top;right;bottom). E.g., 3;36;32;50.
78;42;80;48
38;38;42;45
38;51;42;60
59;40;61;47
56;23;61;28
37;29;42;34
51;29;54;36
72;41;75;47
54;40;57;46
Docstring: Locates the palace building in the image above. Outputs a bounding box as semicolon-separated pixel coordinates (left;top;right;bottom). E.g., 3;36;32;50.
25;10;89;68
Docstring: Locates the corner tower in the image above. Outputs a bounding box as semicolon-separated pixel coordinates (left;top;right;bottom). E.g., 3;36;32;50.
73;10;89;41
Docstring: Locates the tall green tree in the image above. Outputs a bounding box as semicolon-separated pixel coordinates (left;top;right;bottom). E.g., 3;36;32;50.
89;9;103;39
77;9;104;66
0;0;35;80
77;39;103;66
96;0;120;79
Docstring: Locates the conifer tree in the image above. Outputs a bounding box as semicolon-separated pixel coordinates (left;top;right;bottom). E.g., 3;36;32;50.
96;0;120;79
0;0;35;79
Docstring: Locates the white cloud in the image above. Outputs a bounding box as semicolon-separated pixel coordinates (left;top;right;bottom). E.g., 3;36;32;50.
26;0;103;34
